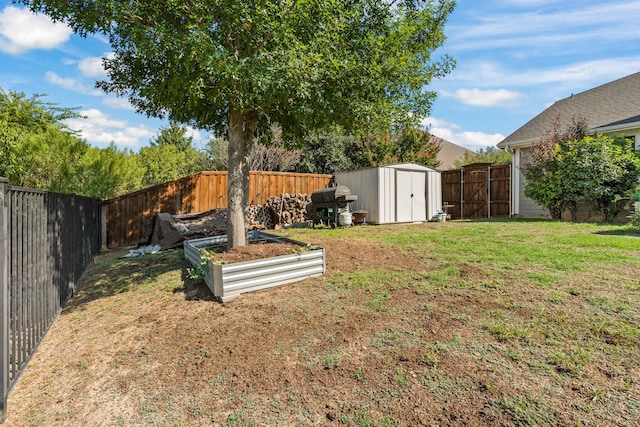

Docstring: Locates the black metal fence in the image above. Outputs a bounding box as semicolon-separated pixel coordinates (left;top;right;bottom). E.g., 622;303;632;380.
0;178;101;422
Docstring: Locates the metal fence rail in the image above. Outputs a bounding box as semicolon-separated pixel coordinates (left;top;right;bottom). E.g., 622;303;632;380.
0;178;101;422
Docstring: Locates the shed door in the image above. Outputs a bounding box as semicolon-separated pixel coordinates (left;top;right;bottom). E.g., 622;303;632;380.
396;171;427;222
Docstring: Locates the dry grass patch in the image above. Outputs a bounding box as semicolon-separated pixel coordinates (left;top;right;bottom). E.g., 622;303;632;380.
4;220;640;426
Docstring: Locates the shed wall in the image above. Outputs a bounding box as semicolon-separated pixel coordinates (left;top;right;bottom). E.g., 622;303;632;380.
333;168;381;223
427;170;442;220
378;166;396;223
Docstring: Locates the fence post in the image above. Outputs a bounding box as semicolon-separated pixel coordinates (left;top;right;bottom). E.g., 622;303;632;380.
100;202;108;251
460;168;464;219
487;165;492;218
0;177;9;422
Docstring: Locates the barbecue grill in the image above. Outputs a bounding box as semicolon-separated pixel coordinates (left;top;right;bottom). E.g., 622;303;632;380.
308;185;358;227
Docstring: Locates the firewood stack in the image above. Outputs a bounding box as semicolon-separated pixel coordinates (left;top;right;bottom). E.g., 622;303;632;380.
266;193;312;225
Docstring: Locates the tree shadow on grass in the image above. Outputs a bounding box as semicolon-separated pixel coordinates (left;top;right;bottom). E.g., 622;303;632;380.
64;248;215;312
175;267;217;302
594;229;640;237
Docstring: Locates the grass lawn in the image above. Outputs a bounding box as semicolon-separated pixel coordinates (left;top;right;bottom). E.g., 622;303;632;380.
5;219;640;426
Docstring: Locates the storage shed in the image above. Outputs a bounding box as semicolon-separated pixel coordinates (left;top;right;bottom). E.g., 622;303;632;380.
333;163;442;224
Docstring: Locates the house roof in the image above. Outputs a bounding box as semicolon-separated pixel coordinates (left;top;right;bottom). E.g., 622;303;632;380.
498;71;640;148
432;135;475;170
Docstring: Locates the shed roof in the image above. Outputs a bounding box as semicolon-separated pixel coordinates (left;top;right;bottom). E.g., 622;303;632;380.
337;162;440;175
381;162;440;172
498;71;640;148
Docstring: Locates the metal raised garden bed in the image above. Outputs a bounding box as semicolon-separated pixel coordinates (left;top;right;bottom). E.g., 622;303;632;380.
184;231;325;302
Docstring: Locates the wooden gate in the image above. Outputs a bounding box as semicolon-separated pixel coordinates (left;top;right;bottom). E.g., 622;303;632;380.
441;163;511;219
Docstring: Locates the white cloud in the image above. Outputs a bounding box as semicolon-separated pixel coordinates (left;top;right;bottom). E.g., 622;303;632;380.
77;56;105;77
76;52;114;77
66;109;155;148
448;2;640;53
102;96;135;110
0;6;72;54
422;117;505;151
441;88;524;107
79;109;128;128
439;57;640;101
185;126;206;143
422;117;459;131
45;71;103;96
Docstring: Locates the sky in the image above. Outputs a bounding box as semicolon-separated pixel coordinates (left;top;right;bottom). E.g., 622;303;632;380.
1;0;640;152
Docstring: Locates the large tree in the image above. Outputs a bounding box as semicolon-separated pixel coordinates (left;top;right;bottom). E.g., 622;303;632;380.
21;0;456;247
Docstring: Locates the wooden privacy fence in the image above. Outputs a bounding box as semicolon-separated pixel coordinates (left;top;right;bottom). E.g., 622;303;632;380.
0;178;101;421
103;171;332;248
441;163;511;219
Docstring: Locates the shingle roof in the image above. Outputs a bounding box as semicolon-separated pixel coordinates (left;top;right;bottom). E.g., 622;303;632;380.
498;71;640;148
432;135;475;170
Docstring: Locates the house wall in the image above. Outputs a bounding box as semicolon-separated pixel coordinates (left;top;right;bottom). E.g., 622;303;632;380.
514;147;550;218
512;148;549;218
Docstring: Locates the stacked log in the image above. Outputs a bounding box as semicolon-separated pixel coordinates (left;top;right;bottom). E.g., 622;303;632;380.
246;205;274;230
266;193;311;225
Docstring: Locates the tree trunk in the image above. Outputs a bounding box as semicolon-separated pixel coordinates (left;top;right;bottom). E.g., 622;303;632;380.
568;201;578;222
226;108;254;249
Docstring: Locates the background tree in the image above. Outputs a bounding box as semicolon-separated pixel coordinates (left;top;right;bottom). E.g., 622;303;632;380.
77;144;145;199
138;123;203;187
0;88;86;190
200;137;229;172
21;0;456;248
249;124;301;172
152;122;194;152
560;135;640;221
355;127;441;169
16;127;88;192
297;127;358;174
202;124;301;172
453;146;512;168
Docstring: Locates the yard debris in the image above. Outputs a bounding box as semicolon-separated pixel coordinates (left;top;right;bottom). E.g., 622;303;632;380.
134;193;312;254
121;244;162;258
139;209;228;251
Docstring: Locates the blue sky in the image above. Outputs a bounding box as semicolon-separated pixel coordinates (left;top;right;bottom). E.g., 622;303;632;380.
1;0;640;152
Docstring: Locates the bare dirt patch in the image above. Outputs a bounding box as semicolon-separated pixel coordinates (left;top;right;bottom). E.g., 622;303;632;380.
204;241;308;264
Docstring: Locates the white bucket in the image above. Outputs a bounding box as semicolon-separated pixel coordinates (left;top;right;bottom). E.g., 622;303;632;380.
431;213;446;222
338;211;353;226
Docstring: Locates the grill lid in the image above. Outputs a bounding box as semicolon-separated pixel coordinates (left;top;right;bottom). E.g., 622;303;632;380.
311;185;353;204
